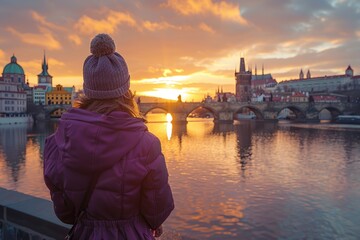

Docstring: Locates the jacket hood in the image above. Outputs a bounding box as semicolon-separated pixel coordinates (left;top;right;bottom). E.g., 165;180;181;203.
54;108;147;173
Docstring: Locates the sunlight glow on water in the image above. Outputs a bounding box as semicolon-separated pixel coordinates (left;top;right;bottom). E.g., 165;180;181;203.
166;113;173;122
1;118;360;239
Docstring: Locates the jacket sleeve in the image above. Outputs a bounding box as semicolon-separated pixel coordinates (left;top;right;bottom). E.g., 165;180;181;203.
141;137;175;230
43;135;76;224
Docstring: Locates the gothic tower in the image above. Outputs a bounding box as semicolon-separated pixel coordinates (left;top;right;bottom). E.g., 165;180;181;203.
299;69;304;79
38;53;53;87
235;57;252;102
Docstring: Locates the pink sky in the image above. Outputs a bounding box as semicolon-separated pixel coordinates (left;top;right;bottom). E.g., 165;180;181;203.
1;0;359;101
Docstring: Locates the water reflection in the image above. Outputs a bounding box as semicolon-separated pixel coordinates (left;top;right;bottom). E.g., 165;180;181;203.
0;121;58;198
234;123;253;170
0;124;28;182
166;122;172;141
172;123;187;150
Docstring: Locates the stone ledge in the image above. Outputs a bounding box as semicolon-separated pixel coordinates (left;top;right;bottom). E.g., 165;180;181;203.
0;188;69;239
0;188;191;239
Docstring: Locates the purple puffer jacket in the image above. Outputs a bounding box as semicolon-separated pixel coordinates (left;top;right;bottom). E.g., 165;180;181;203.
44;108;174;239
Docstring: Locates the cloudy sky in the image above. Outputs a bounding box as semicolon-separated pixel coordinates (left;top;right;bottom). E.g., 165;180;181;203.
1;0;359;101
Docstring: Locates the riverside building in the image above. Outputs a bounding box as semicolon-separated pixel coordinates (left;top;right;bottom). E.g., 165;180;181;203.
276;66;360;93
0;55;27;113
235;57;278;102
33;54;75;110
235;57;360;102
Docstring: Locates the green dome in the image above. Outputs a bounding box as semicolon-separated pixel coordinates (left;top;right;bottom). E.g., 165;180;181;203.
3;55;24;75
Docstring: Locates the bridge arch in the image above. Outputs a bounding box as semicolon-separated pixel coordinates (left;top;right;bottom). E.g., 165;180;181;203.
141;106;169;116
277;105;306;120
318;106;342;120
44;105;71;118
234;106;264;120
186;105;217;121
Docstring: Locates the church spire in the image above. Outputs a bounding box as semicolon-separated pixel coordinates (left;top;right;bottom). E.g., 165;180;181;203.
38;52;49;77
240;57;246;72
41;51;49;76
299;69;304;79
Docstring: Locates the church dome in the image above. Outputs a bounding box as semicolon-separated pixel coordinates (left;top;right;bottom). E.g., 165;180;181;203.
3;55;25;75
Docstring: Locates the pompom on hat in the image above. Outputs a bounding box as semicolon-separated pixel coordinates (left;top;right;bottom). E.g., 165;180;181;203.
83;33;130;99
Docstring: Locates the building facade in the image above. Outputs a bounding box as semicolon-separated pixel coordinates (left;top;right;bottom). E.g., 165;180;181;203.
251;65;277;91
0;55;27;113
46;84;74;105
45;84;75;117
33;85;49;105
276;66;358;93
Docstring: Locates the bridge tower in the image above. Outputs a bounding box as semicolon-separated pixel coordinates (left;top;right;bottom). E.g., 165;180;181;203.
235;57;252;102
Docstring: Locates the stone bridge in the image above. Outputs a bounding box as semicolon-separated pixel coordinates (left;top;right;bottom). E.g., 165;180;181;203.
43;104;71;115
139;101;360;123
33;104;72;120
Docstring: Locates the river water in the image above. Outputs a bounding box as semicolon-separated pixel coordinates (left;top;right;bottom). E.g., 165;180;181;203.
1;115;360;240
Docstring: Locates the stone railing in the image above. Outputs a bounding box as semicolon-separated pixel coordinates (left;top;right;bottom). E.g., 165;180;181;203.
0;188;69;239
0;188;189;240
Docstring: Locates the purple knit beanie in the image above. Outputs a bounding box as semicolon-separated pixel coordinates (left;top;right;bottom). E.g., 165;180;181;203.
83;33;130;99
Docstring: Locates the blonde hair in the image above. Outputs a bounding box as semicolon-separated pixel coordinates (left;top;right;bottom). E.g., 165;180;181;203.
74;90;145;120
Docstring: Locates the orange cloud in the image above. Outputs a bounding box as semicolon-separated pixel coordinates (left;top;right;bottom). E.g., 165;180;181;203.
6;27;61;50
68;34;82;45
163;69;173;76
145;67;185;77
199;23;215;33
21;60;42;72
48;58;65;67
142;21;179;31
31;11;67;31
164;0;248;25
74;10;137;35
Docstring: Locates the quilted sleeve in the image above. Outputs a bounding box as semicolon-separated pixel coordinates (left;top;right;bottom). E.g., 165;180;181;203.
140;137;175;230
43;135;76;224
